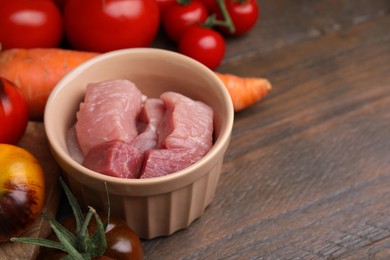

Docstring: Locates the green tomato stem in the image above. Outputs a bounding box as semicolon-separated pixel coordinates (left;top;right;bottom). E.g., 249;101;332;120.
217;0;235;33
10;178;110;259
103;182;111;230
177;0;192;6
89;207;108;257
50;220;85;260
77;208;94;253
10;237;66;252
204;0;235;33
59;178;84;234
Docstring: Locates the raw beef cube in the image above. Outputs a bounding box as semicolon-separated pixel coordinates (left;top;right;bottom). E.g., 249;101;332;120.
141;148;202;179
132;98;165;152
158;92;213;152
75;79;142;155
140;92;214;178
82;139;143;179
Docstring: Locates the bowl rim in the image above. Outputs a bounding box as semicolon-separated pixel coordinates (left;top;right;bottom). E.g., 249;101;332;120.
44;47;234;187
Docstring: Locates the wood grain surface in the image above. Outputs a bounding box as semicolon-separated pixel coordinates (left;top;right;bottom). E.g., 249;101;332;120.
3;0;389;259
143;0;390;259
0;123;61;260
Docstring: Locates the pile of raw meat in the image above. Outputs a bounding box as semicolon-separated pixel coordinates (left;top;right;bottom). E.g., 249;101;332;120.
66;79;214;179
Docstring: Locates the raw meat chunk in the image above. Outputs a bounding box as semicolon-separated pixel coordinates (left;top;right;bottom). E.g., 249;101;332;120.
132;98;165;152
75;79;142;155
158;92;213;152
82;139;144;179
140;92;214;178
141;148;203;178
69;80;215;179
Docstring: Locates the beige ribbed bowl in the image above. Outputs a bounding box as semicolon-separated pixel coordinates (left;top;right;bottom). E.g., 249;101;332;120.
44;48;234;239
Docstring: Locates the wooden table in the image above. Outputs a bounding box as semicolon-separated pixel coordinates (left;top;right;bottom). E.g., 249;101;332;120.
6;0;389;259
142;0;390;259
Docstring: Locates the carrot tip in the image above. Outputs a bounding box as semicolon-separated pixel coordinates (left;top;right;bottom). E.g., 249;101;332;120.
263;79;272;91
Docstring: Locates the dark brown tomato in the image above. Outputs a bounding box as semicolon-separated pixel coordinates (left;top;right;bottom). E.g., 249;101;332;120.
37;214;143;260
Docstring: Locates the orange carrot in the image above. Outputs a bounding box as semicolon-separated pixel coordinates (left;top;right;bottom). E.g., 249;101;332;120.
214;72;272;112
0;48;271;120
0;48;99;120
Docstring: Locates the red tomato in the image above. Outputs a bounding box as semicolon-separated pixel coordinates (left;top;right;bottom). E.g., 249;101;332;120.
0;78;29;145
218;0;259;35
155;0;176;15
162;0;209;42
199;0;219;13
52;0;65;11
63;0;160;52
0;0;63;50
179;25;226;70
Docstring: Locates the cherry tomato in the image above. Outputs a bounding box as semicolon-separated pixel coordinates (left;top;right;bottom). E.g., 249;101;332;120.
179;25;226;70
217;0;259;35
52;0;65;11
199;0;219;13
63;0;160;52
0;0;63;50
162;0;209;42
37;214;143;259
0;78;29;145
0;144;45;242
155;0;176;15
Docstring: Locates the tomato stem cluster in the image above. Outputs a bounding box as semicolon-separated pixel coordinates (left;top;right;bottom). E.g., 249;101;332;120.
204;0;235;33
11;178;110;259
177;0;192;5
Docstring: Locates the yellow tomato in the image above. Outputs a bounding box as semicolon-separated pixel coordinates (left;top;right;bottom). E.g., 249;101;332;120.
0;144;45;242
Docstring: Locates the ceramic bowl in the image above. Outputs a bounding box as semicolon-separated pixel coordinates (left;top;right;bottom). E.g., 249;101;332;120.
44;48;234;239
